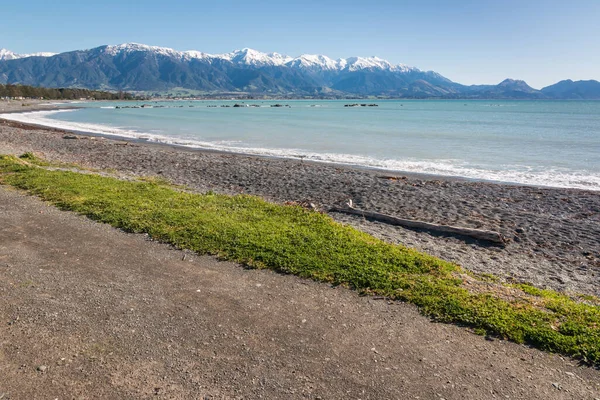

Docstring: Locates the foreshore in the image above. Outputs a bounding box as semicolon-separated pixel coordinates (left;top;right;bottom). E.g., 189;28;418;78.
1;101;599;296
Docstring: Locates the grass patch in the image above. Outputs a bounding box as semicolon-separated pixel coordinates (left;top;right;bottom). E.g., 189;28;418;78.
1;154;600;365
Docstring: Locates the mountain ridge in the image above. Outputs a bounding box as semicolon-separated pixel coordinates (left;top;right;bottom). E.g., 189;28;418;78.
98;43;422;73
0;43;598;99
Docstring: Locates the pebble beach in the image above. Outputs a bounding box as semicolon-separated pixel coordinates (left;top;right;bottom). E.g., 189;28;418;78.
1;101;599;296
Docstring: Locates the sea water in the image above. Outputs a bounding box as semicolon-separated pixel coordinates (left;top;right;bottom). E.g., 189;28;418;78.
4;99;600;190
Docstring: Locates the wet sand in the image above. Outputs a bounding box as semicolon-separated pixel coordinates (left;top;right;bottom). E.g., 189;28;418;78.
1;102;599;296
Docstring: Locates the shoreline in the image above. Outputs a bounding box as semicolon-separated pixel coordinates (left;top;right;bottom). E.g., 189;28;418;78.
2;103;597;192
0;116;491;185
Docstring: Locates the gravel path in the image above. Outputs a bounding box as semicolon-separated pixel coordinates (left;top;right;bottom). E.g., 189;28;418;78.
1;186;599;399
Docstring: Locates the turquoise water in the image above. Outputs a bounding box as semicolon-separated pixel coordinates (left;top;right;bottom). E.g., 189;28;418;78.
5;100;600;190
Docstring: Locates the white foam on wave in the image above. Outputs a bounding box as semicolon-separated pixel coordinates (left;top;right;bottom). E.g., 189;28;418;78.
4;109;599;191
242;150;600;191
2;110;146;137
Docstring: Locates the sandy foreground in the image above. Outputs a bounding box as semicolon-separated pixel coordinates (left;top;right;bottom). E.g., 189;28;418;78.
1;101;600;398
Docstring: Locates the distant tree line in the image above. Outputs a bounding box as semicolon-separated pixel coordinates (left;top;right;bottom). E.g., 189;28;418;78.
0;84;136;100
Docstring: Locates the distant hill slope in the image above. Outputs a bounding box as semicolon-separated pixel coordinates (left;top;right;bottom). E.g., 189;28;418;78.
0;43;597;98
541;80;600;99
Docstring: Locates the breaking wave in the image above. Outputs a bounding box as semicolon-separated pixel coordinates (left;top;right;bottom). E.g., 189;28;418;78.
3;109;599;191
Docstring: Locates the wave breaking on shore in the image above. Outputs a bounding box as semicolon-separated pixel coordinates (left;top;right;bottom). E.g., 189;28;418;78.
3;109;599;191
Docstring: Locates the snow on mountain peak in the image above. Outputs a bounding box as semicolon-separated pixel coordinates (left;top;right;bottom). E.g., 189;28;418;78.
22;52;57;57
104;43;182;57
343;56;393;71
0;48;56;60
88;43;421;73
391;64;419;73
229;50;420;73
1;42;420;74
265;51;294;66
220;48;293;66
183;50;216;61
0;48;19;61
104;43;218;62
286;54;339;70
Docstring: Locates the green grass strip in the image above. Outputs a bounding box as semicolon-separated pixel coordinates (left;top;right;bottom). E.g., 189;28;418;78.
2;154;600;365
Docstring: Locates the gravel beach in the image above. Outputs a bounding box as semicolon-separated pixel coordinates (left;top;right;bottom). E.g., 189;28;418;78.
1;101;599;296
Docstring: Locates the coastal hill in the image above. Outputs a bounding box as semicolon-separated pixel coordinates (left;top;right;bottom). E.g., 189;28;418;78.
541;79;600;99
1;43;599;99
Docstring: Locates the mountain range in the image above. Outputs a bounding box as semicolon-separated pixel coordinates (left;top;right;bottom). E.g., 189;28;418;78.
1;43;599;99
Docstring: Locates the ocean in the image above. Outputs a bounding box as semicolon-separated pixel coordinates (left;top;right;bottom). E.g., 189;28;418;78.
4;99;600;191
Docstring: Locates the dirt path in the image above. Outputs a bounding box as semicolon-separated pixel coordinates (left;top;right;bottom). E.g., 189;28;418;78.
0;186;599;399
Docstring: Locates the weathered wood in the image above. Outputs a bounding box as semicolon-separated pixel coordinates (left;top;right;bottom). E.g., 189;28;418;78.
330;207;506;245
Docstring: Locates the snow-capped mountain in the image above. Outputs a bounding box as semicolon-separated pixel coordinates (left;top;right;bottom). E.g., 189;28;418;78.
220;48;293;67
0;48;56;61
95;43;423;73
2;42;589;98
0;49;20;61
0;42;465;95
23;52;56;58
286;54;337;71
104;43;186;59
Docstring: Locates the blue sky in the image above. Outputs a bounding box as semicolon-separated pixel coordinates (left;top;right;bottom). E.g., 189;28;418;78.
2;0;598;88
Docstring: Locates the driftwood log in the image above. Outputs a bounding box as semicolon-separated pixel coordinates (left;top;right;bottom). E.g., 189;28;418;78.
330;207;506;245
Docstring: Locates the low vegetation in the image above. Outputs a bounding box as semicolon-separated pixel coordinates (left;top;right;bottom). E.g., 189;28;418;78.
1;153;599;365
0;83;135;100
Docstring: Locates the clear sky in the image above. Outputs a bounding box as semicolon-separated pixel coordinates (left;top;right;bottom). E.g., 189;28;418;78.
2;0;598;89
